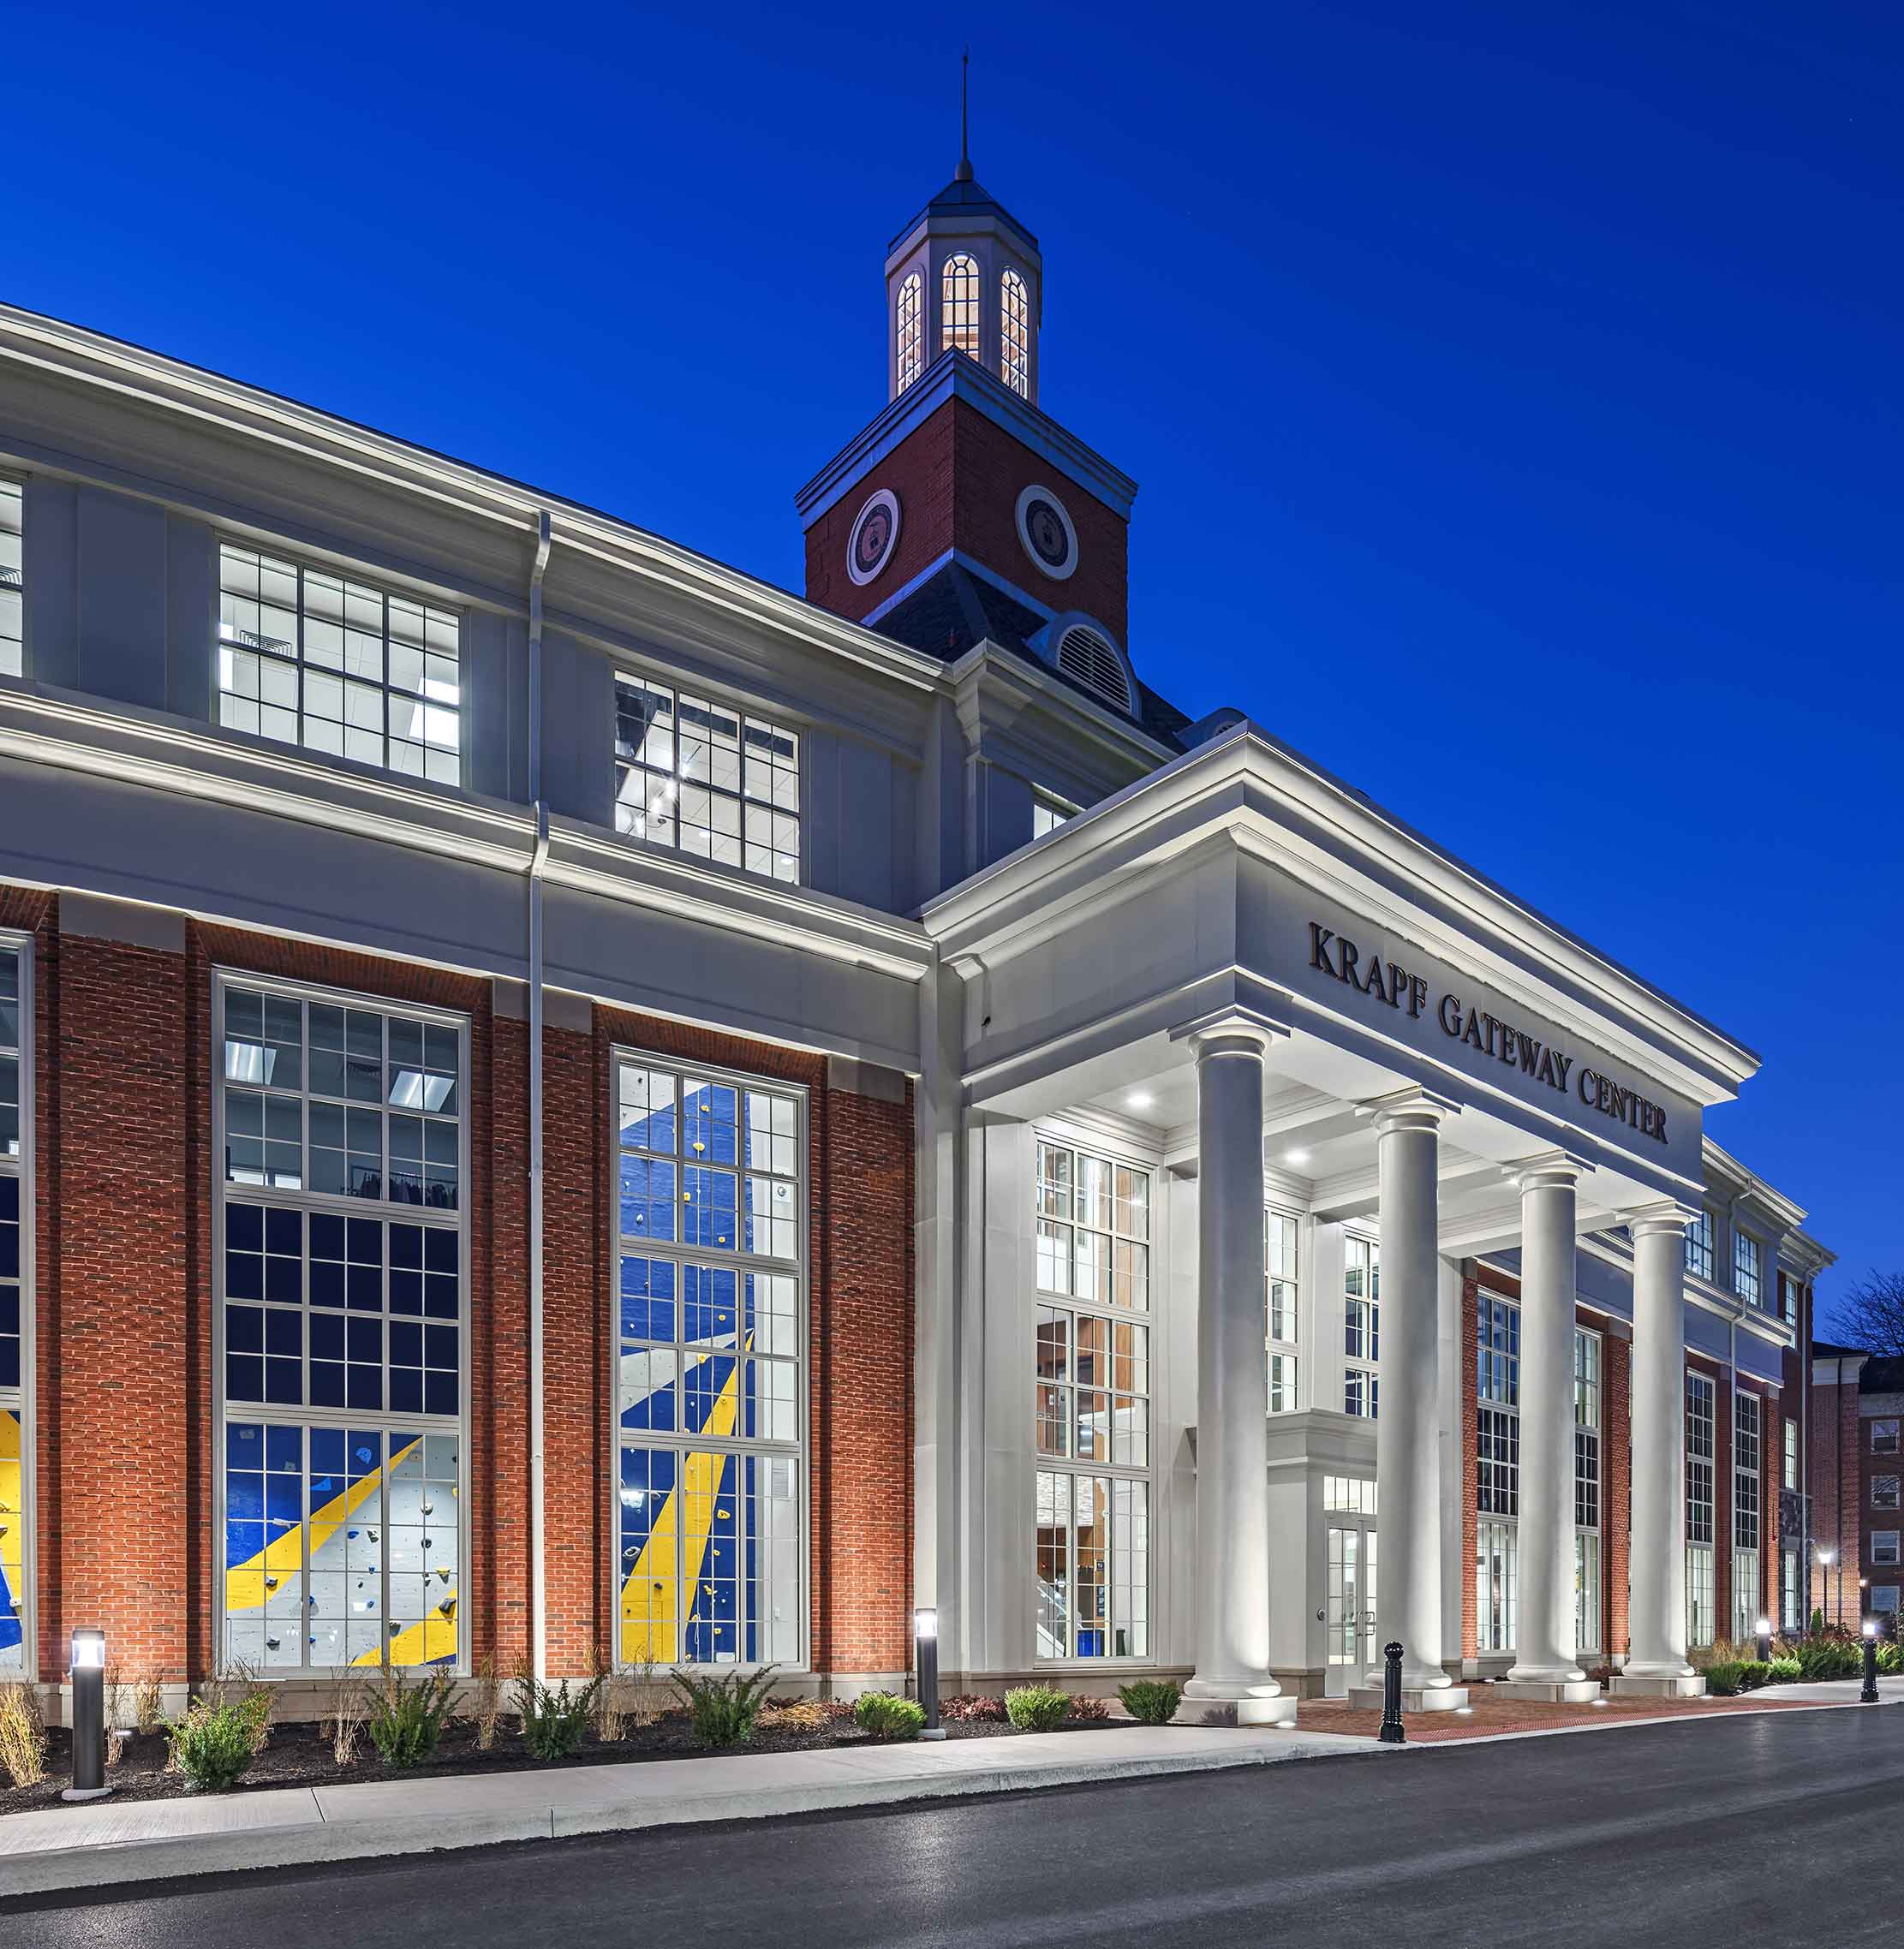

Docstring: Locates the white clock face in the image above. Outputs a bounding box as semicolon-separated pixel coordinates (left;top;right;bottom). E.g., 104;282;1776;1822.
847;489;901;586
1015;483;1078;581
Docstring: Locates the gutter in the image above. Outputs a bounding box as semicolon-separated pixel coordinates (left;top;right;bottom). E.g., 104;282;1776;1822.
527;510;552;1679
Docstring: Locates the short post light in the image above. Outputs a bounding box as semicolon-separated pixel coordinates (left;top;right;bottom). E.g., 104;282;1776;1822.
1861;1620;1880;1704
914;1607;945;1740
1755;1617;1773;1665
1378;1640;1406;1746
63;1627;110;1803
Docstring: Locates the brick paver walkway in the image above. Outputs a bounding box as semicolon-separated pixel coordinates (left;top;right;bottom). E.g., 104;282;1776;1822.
1297;1688;1811;1742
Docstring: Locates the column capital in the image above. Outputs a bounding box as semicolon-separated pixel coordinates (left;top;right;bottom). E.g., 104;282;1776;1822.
1170;1006;1289;1059
1358;1085;1459;1139
1505;1148;1590;1195
1627;1202;1694;1243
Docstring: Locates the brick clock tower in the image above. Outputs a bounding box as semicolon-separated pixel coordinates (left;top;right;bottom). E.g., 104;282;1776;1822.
796;128;1143;724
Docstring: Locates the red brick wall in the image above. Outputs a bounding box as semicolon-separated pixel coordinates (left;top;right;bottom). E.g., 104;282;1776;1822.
1602;1325;1631;1660
9;889;916;1687
804;396;1130;644
1811;1362;1862;1625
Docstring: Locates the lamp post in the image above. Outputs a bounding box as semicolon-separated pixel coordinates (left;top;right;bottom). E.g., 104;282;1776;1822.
1817;1548;1835;1626
62;1627;110;1803
1755;1617;1772;1665
914;1607;944;1740
1860;1620;1880;1703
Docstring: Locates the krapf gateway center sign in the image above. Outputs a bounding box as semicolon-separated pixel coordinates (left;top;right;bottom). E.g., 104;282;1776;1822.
1306;921;1671;1147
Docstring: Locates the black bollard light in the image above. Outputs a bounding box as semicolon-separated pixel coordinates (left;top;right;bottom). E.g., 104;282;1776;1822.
62;1627;111;1803
1861;1621;1879;1703
915;1606;945;1740
1378;1640;1406;1746
1755;1617;1773;1666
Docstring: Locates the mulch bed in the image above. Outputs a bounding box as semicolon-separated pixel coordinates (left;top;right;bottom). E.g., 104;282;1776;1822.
1298;1687;1813;1743
0;1711;1123;1819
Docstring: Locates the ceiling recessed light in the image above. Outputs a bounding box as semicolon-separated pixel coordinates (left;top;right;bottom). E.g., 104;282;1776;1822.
1125;1091;1155;1112
1285;1148;1310;1167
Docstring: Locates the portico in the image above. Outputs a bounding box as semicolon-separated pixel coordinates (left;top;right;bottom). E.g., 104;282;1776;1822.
916;718;1756;1707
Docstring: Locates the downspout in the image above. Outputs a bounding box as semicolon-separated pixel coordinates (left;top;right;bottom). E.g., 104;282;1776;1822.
527;510;552;1681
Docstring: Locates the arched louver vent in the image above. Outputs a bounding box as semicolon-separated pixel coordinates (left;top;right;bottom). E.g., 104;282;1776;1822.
1054;625;1131;713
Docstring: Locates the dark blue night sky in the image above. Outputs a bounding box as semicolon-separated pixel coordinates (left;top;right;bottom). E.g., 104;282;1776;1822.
11;3;1898;1311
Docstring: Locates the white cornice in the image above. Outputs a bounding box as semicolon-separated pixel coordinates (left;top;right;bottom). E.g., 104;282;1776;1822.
948;643;1173;776
921;718;1761;1106
0;304;945;700
0;680;934;984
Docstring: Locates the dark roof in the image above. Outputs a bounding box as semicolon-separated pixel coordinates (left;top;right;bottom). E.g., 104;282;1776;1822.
890;176;1040;253
1812;1339;1870;1361
868;561;1191;749
1861;1356;1904;1394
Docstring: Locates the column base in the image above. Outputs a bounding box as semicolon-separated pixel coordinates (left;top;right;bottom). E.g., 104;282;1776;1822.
1609;1673;1707;1699
1489;1678;1602;1703
1176;1681;1298;1728
1346;1684;1470;1714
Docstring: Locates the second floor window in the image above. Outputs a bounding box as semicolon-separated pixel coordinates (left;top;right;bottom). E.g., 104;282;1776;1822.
0;480;21;678
614;676;801;885
1873;1419;1901;1454
218;545;461;784
1684;1210;1714;1281
1734;1230;1762;1307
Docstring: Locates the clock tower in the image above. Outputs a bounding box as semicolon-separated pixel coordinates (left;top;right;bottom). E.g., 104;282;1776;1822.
796;124;1141;724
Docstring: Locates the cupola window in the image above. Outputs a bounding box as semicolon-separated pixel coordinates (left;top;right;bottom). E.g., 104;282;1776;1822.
1000;270;1030;397
942;254;979;360
895;272;923;393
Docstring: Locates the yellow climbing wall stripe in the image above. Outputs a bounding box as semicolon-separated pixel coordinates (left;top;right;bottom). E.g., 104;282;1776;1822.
619;1351;742;1664
224;1437;420;1615
0;1410;21;1600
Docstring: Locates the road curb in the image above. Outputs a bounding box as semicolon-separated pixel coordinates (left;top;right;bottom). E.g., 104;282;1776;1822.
0;1736;1373;1898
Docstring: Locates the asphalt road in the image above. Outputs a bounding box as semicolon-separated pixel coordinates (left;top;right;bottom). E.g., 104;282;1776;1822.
5;1706;1899;1947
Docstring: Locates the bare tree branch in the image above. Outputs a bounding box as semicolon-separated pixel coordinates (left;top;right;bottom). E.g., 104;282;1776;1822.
1829;1271;1904;1358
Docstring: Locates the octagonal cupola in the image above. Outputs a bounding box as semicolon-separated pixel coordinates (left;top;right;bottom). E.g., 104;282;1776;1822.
885;103;1042;404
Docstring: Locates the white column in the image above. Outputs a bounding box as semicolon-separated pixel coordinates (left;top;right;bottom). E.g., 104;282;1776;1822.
1366;1094;1454;1692
1506;1159;1585;1685
1181;1023;1286;1720
1625;1212;1695;1680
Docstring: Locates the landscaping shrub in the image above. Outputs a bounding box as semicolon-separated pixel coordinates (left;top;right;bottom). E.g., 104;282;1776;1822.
325;1671;368;1765
470;1653;504;1750
673;1666;779;1748
1701;1660;1747;1696
1793;1636;1861;1682
1068;1695;1112;1721
365;1665;457;1767
163;1691;274;1792
516;1672;605;1761
1767;1656;1801;1683
1004;1684;1073;1731
854;1691;928;1740
0;1681;47;1788
940;1693;1007;1723
1116;1679;1183;1726
1877;1639;1901;1676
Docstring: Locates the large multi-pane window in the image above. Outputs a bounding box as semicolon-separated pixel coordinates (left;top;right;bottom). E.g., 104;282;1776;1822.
1344;1235;1379;1418
1265;1210;1298;1413
1781;1547;1800;1632
1686;1370;1716;1648
1684;1209;1714;1282
1733;1390;1763;1642
217;977;467;1671
1575;1327;1602;1654
0;481;21;678
942;253;980;358
613;676;801;885
1036;1137;1150;1659
895;271;923;392
1477;1290;1519;1652
217;545;461;784
1734;1231;1762;1308
1784;1416;1800;1491
617;1056;804;1667
0;940;27;1672
1000;270;1030;396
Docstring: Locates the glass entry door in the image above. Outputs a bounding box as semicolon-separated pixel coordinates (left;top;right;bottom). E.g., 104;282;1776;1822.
1325;1523;1378;1693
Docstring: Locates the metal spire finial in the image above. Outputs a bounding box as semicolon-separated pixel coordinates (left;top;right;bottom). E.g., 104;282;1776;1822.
955;48;973;182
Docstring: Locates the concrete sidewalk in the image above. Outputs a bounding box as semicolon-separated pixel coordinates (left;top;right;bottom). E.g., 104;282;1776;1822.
0;1723;1379;1898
